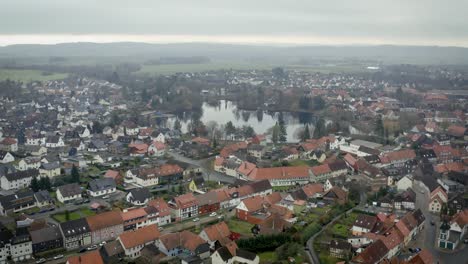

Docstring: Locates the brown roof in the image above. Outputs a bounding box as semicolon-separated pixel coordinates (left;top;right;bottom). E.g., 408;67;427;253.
452;209;468;227
86;210;123;231
249;166;310;181
311;164;331;175
380;149;416;164
202;221;231;243
301;183;324;197
159;230;206;252
324;186;347;201
173;193;198;209
408;249;433;264
353;214;378;230
148;198;171;217
67;250;104;264
240;196;264;212
121;208;147;222
195;191;219;206
380;227;404;251
118;224;160;249
447;125;466;137
353;239;389;264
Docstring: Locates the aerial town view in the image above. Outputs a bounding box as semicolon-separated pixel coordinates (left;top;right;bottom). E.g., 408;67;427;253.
0;1;467;264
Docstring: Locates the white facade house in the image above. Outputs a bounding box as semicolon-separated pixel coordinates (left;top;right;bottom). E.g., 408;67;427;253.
45;136;65;148
39;162;61;178
87;178;116;197
16;158;41;171
56;183;82;204
0;151;14;164
10;238;32;262
0;170;37;190
154;133;165;143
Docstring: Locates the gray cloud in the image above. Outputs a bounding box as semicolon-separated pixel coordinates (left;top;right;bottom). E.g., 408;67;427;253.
1;0;467;46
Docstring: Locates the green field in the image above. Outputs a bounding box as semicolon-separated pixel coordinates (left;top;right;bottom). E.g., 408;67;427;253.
227;219;254;236
0;69;68;82
136;62;273;75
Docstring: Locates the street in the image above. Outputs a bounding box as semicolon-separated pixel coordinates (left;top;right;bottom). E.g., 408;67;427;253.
411;181;468;264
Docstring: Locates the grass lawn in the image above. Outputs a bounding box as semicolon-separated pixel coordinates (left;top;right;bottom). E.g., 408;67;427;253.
0;69;68;82
227;219;253;237
319;252;342;264
331;223;349;237
52;211;81;223
79;208;96;217
288;159;321;167
258;251;277;263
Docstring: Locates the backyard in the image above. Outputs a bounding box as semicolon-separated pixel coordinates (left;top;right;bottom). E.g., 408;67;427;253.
52;207;96;223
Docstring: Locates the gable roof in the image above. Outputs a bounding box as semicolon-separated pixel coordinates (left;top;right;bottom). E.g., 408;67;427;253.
86;210;123;231
57;183;81;197
352;239;389;264
353;214;378;230
249;166;310;181
67;250;104;264
201;221;231;243
88;178;116;192
118;224;160;249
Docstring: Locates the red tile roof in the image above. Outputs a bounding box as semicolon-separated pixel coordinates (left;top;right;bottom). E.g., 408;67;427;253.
118;224;160;249
310;164;331;175
147;198;171;217
249;166;310;181
86;210;123;231
67;250;104;264
173;193;198;209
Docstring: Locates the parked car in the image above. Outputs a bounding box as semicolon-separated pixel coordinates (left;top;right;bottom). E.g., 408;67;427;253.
102;195;110;199
35;258;46;264
192;217;200;222
87;245;98;251
79;248;87;253
430;220;435;225
99;241;107;247
53;255;64;260
158;226;164;231
464;238;468;244
209;212;217;217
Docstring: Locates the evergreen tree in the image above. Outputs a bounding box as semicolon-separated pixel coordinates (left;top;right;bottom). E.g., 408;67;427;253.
302;124;311;142
278;112;287;143
30;176;39;192
375;115;385;143
225;121;236;139
212;137;218;148
38;176;51;191
272;122;280;144
65;210;70;221
174;119;182;131
71;165;80;183
313;118;326;139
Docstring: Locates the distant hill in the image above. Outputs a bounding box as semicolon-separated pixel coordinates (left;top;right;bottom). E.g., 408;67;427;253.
1;42;468;64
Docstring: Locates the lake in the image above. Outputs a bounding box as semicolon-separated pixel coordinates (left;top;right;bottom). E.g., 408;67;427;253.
172;100;315;142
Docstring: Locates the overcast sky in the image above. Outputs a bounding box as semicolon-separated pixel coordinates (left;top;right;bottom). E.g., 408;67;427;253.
1;0;467;47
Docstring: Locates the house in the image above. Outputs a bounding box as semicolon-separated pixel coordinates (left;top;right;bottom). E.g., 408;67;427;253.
352;239;389;264
438;209;468;250
117;224;160;259
0;138;18;152
126;187;153;206
196;191;220;216
10;227;33;262
30;226;63;253
148;198;171;226
429;186;448;213
351;214;377;236
248;166;311;186
39;161;61;178
0;151;14;164
88;140;107;152
86;210;124;244
88;178;116;197
396;176;413;191
121;208;151;231
0;224;13;264
67;250;104;264
310;164;332;182
16;157;41;171
169;193;199;221
211;241;259;264
393;189;416;210
329;240;351;259
155;230;210;259
45;136;65;148
56;183;82;204
0;169;38;190
199;221;231;249
188;174;205;192
323;186;348;205
100;240;125;263
379;149;416;168
34;190;54;208
128;143;148;157
0;191;36;215
59;218;92;250
148;141;166;157
247;144;265;159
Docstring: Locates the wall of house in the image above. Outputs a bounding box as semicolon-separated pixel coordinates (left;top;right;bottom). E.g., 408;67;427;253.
10;241;32;262
91;224;124;244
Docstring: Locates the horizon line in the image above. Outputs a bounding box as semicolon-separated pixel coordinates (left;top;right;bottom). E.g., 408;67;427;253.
0;34;467;48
